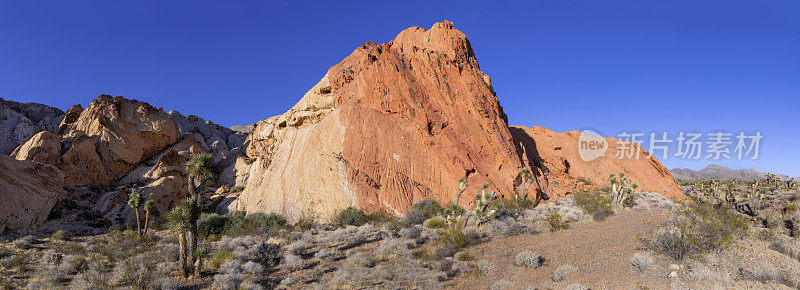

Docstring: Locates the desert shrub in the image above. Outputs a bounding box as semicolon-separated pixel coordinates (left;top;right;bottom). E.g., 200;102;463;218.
375;238;414;257
243;242;282;268
224;211;288;237
210;250;236;269
646;202;748;260
423;217;448;229
11;236;34;249
58;255;87;274
406;199;443;225
198;213;230;237
741;264;779;283
398;226;423;239
72;269;111;289
345;252;374;268
156;242;180;262
51;230;71;241
219;259;242;274
337;207;368;226
572;191;613;221
547;212;568;232
111;254;156;288
293;215;317;232
313;248;341;260
217;236;258;252
513;251;544;268
212;272;243;289
242;261;264;274
552;264;575;282
437;223;477;251
757;229;779;242
287;239;310;254
455;250;475;261
1;253;31;271
631;253;654;271
487;216;527;236
281;254;304;270
98;230;159;263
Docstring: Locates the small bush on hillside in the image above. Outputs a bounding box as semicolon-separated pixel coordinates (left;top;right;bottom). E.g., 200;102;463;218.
224;211;288;236
210;250;236;269
646;202;748;260
406;199;443;225
631;253;654;271
212;272;243;289
198;213;230;237
243;242;282;268
437;223;477;251
513;251;544;268
552;265;575;282
424;217;448;229
572;191;613;221
51;230;71;241
337;207;368;226
547;212;568;232
72;269;111;290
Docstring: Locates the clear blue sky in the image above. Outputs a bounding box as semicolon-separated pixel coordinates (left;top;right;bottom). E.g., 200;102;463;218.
1;1;798;176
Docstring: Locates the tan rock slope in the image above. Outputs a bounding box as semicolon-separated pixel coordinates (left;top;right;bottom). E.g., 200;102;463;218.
237;21;686;221
511;125;685;201
0;155;66;233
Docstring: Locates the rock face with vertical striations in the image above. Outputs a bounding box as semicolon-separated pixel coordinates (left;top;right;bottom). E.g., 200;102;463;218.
236;21;526;221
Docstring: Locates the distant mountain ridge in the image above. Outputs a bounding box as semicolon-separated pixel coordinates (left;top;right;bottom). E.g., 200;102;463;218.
671;164;796;181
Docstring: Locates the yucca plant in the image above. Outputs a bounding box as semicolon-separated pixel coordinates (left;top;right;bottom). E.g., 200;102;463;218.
184;152;214;278
127;189;143;235
168;199;192;277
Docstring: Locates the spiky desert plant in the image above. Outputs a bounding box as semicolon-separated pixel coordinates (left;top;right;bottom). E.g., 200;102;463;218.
185;152;214;279
127;188;143;235
455;177;468;206
724;182;737;204
609;172;636;208
519;168;534;200
473;183;498;223
786;179;797;191
168;199;192;278
143;197;153;236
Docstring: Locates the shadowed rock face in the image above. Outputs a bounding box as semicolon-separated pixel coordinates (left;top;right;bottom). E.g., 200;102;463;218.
510;125;686;201
238;21;526;221
0;155;66;233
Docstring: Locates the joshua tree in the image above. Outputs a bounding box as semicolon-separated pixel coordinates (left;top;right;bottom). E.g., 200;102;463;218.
609;172;637;209
518;168;534;200
143;197;153;236
168;199;192;277
473;183;498;223
455;177;468;206
724;182;737;204
786;179;797;191
185;152;214;279
127;188;143;235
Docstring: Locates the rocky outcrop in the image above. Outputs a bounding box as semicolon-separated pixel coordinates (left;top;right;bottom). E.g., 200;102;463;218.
14;95;180;186
237;21;525;221
0;98;64;155
0;155;66;233
510;125;686;201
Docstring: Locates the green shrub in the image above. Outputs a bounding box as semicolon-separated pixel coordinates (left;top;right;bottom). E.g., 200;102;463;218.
424;217;448;229
437;223;477;251
455;250;475;261
224;211;288;236
210;250;236;269
572;191;614;221
51;230;71;241
646;202;748;260
407;199;443;225
336;207;368;226
547;212;568;232
198;213;230;237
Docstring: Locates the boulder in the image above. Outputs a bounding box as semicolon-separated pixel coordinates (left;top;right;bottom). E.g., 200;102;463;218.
0;98;64;155
0;155;66;233
11;130;62;165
